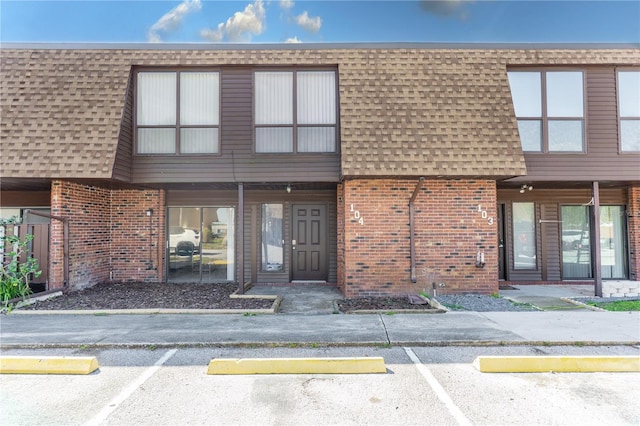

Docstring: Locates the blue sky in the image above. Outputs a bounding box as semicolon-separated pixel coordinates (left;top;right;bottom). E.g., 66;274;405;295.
1;0;639;44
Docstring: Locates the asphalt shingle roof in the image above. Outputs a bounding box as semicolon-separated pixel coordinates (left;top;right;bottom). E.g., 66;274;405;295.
1;45;638;181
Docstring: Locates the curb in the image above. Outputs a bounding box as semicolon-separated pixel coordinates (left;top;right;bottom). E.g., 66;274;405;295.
10;295;283;316
473;355;640;373
561;298;608;312
207;357;387;374
2;340;639;351
0;356;100;375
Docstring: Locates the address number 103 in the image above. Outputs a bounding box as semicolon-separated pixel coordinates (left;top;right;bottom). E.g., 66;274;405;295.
477;205;494;225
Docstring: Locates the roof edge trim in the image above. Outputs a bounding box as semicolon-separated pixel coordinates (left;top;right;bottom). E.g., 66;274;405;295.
2;42;639;51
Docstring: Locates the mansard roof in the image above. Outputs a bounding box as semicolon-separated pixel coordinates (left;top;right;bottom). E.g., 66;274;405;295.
1;43;638;181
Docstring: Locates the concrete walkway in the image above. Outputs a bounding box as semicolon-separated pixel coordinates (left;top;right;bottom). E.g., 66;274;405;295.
1;310;639;348
500;284;595;311
246;285;342;314
1;284;638;348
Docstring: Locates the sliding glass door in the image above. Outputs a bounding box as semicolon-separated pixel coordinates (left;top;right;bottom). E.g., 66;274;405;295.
561;206;592;279
167;207;235;283
561;205;628;280
600;206;627;279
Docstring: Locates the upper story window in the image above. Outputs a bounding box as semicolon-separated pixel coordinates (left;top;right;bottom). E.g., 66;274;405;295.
254;70;337;153
618;70;640;152
136;71;220;155
508;70;584;153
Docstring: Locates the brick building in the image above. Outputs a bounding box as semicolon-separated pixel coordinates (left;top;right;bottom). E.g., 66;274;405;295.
1;43;639;298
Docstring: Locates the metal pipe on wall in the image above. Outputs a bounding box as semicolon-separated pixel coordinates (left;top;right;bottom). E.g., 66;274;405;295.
409;177;425;283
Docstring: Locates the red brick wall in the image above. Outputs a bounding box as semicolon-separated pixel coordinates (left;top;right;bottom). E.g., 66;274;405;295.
48;197;65;289
341;179;498;297
628;186;640;281
51;180;111;289
110;189;165;283
49;180;165;289
337;183;346;293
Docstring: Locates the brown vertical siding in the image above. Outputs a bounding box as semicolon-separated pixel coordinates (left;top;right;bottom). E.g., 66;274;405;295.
247;190;337;284
0;191;51;206
520;67;640;181
113;71;134;182
499;188;628;282
166;188;337;285
327;199;338;282
540;204;561;281
243;203;253;284
166;190;237;206
132;67;340;184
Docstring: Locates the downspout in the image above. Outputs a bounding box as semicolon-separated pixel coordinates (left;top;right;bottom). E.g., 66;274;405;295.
409;177;425;283
24;209;69;290
591;181;602;297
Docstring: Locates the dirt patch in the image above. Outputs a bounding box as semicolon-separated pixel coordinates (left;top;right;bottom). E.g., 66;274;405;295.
337;296;439;313
19;281;273;311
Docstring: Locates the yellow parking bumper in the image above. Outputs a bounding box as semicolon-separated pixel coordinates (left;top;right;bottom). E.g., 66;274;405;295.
0;356;100;375
473;356;640;373
208;357;386;375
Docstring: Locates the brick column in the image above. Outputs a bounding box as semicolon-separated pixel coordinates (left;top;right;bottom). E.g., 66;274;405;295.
628;186;640;281
342;178;498;297
50;180;111;290
336;183;346;293
48;180;65;289
110;188;164;283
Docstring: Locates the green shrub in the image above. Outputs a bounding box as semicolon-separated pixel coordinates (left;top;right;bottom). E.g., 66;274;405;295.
1;216;41;309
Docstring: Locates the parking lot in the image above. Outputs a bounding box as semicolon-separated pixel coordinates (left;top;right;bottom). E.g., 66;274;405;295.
2;345;639;426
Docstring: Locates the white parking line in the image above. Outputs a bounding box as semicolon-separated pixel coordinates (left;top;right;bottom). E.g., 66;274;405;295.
403;347;472;426
85;349;178;426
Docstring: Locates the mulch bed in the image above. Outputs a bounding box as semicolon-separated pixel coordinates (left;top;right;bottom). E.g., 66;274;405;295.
19;281;274;311
337;296;438;313
17;282;439;313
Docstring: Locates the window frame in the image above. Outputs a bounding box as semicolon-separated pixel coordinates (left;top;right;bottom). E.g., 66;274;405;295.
134;68;222;156
617;68;640;153
260;203;285;273
253;67;339;155
511;201;538;271
508;68;586;154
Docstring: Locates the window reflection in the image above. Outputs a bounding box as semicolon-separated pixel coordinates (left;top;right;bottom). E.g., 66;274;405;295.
512;202;536;269
168;207;235;283
262;204;283;272
561;206;592;279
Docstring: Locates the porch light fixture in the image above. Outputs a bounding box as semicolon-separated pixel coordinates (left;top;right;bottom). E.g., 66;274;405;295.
145;208;153;217
519;184;533;194
286;185;292;194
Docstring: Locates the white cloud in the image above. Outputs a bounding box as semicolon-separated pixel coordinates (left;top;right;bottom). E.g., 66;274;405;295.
279;0;294;10
147;0;202;43
295;11;322;33
285;36;302;43
419;0;474;19
200;0;266;42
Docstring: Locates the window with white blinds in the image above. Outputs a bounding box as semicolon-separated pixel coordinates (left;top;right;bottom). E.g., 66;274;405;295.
136;71;220;155
255;70;337;153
